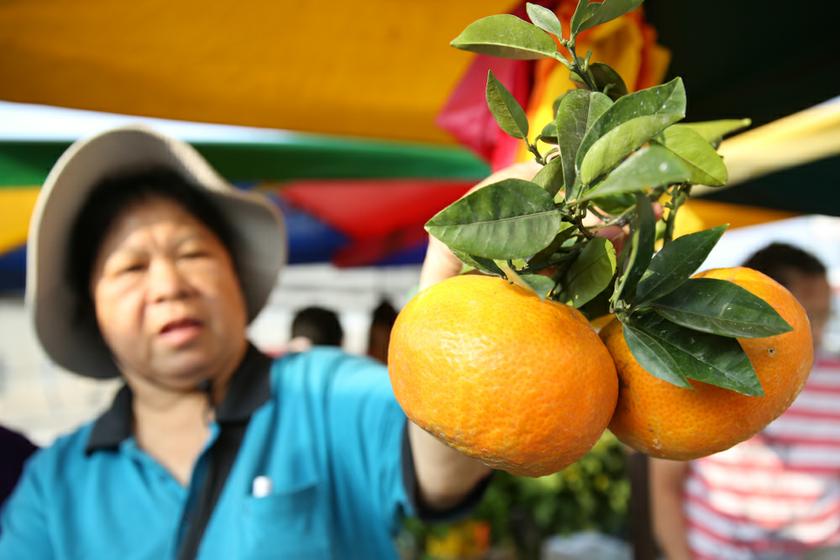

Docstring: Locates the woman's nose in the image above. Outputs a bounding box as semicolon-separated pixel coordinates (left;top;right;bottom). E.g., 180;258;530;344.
147;258;190;302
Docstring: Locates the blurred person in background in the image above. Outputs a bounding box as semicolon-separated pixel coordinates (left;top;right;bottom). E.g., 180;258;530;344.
0;425;36;512
367;298;398;364
286;305;344;353
0;126;493;559
651;242;839;559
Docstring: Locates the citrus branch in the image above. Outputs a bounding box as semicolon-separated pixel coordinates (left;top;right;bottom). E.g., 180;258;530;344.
564;42;598;91
663;184;691;245
527;141;545;165
496;260;534;290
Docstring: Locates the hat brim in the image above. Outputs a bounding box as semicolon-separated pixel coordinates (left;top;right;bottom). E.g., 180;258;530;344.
26;125;287;379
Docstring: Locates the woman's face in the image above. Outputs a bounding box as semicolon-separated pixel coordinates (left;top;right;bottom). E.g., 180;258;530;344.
90;196;248;391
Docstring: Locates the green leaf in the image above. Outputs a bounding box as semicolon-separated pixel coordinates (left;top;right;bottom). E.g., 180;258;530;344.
529;223;576;265
486;71;530;140
539;121;559;144
453;251;504;277
552;92;568;116
451;14;557;60
627;313;764;396
526;3;563;37
673;119;751;146
563;237;617;308
589;63;628;100
614;194;655;303
577;78;686;184
578;145;694;201
651;278;793;338
634;225;727;304
521;273;557;299
555;90;613;199
655;126;728;186
571;0;643;36
622;321;691;388
532;156;565;196
425;179;564;259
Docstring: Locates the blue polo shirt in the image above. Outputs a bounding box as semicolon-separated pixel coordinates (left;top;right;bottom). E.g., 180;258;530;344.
0;347;481;559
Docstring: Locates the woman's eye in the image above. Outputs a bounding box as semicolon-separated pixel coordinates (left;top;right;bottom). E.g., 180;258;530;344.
180;250;208;259
118;263;146;274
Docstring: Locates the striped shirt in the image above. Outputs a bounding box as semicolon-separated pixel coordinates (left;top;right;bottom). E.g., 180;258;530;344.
685;358;840;560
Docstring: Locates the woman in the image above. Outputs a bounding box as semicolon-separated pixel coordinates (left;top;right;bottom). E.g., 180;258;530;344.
0;126;491;559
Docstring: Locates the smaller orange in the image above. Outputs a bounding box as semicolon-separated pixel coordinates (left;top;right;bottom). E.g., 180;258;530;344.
602;267;813;460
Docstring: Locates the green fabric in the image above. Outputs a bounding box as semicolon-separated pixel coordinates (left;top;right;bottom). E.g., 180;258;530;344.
0;136;490;187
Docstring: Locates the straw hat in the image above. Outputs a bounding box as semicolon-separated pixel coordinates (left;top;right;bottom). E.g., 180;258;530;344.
26;125;286;378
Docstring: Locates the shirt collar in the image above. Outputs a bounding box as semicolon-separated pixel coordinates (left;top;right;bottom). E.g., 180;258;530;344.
85;344;273;454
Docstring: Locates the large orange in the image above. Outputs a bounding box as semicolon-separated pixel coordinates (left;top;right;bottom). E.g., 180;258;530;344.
602;267;813;460
388;274;618;476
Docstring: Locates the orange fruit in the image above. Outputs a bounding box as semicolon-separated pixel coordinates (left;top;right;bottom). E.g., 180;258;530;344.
602;267;813;460
388;274;618;476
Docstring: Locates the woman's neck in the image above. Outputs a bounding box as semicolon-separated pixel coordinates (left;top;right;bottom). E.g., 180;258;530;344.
130;389;211;485
123;343;248;485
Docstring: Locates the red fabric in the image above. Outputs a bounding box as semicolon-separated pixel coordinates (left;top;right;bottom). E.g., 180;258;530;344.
280;179;472;238
436;1;666;171
436;1;547;163
436;55;532;162
279;179;473;266
332;228;430;268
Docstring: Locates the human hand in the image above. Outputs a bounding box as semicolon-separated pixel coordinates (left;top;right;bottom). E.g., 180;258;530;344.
419;161;661;290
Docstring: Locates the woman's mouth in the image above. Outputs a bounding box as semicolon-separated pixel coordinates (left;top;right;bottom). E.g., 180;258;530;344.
158;318;204;346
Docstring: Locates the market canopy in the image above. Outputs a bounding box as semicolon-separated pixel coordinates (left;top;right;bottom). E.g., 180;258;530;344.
0;0;517;144
1;0;837;143
0;135;490;290
0;0;838;291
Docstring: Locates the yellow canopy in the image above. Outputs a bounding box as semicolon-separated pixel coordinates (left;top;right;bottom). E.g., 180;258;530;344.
0;0;516;144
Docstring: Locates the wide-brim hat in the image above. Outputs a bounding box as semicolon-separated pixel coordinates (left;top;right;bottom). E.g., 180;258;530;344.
26;125;287;379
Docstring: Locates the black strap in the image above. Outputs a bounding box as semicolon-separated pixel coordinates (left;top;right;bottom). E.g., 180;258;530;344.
175;347;273;559
176;421;249;560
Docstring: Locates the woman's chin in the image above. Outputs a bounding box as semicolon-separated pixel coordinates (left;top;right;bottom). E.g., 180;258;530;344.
122;340;246;393
144;356;219;391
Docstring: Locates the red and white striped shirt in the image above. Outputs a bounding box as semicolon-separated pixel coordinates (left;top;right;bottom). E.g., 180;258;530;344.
685;357;840;559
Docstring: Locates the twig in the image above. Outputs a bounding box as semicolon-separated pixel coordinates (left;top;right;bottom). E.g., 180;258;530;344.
527;142;545;165
663;184;691;245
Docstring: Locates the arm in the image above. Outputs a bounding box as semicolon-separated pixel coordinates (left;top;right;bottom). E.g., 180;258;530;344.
649;458;692;560
410;237;492;508
408;424;491;509
410;160;657;509
409;164;542;508
409;216;496;508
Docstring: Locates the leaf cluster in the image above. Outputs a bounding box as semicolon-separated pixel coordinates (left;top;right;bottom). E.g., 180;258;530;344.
428;0;788;395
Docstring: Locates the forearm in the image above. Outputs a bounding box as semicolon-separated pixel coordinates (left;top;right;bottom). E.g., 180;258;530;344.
651;459;692;560
411;163;540;508
408;422;492;509
653;491;692;559
418;237;463;292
